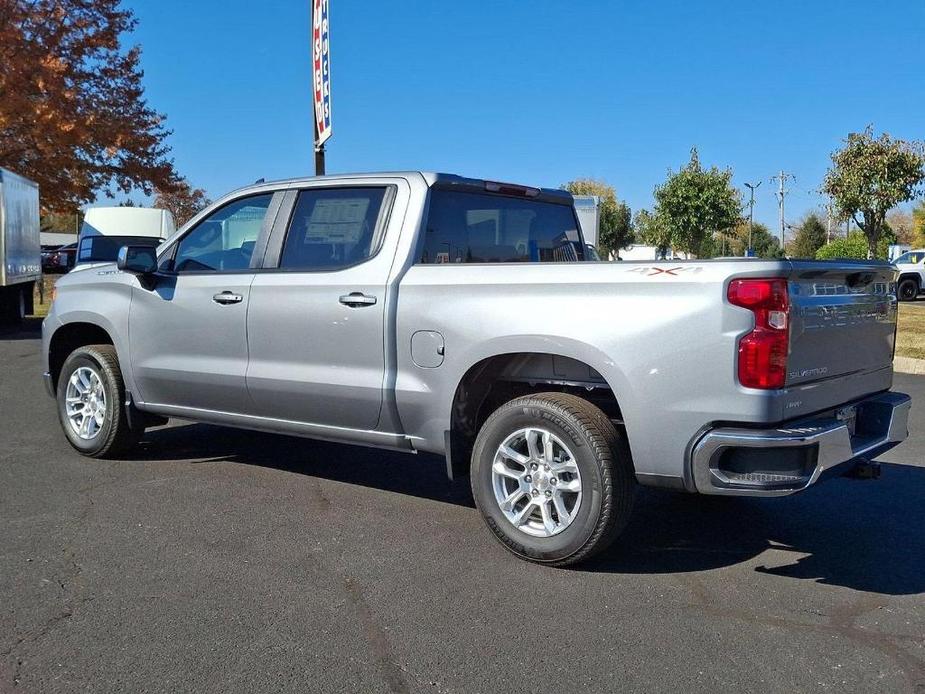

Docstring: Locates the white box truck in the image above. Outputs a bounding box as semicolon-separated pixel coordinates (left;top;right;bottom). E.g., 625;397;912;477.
0;168;40;323
572;195;600;250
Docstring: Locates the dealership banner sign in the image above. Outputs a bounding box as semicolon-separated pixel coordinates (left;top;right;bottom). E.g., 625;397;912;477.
312;0;332;146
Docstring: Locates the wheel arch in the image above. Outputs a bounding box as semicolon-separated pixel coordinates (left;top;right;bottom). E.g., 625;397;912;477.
444;345;632;480
47;321;116;391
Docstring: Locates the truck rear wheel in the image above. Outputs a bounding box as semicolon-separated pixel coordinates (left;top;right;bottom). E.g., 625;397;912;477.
0;285;26;324
470;393;635;567
56;345;144;458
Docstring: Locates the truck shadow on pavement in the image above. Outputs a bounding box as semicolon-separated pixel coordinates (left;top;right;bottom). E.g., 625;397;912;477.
137;422;925;596
134;422;477;507
585;463;925;595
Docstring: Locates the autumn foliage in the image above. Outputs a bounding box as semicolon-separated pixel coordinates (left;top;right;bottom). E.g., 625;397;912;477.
0;0;178;211
153;177;210;228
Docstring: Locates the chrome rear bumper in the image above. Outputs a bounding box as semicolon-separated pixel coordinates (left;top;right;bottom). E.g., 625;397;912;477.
691;391;911;496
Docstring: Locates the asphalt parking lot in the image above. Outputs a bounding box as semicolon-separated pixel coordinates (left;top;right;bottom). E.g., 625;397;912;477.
1;319;924;693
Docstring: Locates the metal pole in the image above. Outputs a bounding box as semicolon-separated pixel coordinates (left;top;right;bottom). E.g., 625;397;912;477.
778;171;785;248
744;181;761;255
314;143;325;176
771;171;793;250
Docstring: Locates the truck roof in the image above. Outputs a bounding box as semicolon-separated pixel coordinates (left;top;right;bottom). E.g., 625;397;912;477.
227;172;573;205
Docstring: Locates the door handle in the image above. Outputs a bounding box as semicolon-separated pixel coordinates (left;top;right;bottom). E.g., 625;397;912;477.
339;292;377;307
212;291;244;305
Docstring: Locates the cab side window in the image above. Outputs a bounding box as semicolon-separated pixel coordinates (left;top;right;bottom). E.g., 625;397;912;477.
278;187;388;271
167;193;274;273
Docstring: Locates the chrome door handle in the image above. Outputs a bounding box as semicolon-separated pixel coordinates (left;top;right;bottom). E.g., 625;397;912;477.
212;291;244;305
339;292;377;307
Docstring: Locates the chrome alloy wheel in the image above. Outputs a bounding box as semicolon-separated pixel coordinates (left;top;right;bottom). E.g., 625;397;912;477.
65;366;106;440
491;427;582;537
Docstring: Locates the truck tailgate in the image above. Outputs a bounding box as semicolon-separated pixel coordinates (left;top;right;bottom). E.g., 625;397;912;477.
787;261;897;387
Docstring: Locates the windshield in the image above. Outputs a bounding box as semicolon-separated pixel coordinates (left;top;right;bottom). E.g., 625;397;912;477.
894;252;923;265
77;235;162;263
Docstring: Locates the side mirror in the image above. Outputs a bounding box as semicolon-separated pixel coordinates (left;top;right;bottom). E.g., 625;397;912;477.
117;245;157;275
585;244;602;261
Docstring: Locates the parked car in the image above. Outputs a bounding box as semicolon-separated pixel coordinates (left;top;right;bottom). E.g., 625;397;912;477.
41;172;910;566
43;242;77;273
893;249;925;300
41;244;62;273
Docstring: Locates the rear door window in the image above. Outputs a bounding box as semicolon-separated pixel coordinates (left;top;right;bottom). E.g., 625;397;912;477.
419;190;584;264
278;187;388;271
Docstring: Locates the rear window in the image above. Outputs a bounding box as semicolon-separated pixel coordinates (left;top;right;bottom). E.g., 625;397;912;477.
78;235;161;263
418;190;584;264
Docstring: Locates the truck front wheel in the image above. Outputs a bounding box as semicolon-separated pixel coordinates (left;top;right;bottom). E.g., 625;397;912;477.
470;393;635;567
56;345;144;458
898;277;919;301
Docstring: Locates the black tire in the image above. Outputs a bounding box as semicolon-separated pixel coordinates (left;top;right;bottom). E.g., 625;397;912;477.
898;277;919;302
470;392;635;567
0;286;26;324
56;344;144;458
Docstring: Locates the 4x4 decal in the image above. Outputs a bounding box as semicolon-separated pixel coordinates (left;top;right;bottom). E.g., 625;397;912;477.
626;266;703;277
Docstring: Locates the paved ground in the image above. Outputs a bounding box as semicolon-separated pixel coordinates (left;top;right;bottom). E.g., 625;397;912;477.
1;319;924;693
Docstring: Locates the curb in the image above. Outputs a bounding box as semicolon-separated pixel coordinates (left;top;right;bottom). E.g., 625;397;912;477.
894;356;925;375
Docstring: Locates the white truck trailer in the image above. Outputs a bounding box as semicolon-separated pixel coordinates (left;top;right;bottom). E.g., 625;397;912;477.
0;168;41;323
572;195;600;250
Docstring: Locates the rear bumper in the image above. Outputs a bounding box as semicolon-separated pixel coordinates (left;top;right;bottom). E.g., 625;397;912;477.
690;391;911;496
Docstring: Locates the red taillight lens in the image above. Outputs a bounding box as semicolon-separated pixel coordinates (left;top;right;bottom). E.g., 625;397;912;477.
727;278;789;389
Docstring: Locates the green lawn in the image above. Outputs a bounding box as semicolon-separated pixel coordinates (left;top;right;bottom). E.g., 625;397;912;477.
896;302;925;360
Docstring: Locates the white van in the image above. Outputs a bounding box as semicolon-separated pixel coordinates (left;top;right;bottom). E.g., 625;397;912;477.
76;207;176;267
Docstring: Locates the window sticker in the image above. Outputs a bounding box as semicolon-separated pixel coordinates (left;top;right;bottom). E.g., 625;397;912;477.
304;198;371;244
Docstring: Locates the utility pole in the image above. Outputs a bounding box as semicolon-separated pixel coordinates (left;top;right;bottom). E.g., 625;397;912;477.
743;181;762;256
771;171;795;250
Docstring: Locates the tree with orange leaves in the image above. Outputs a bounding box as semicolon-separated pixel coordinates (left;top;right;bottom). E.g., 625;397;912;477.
0;0;177;211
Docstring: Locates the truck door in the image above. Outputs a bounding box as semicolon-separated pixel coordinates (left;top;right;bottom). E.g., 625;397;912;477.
246;182;404;430
128;192;279;413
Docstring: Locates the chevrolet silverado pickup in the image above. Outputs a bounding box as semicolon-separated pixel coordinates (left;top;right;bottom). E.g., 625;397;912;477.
41;172;911;566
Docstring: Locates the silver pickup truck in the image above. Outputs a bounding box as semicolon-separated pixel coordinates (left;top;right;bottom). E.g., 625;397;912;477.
41;172;911;566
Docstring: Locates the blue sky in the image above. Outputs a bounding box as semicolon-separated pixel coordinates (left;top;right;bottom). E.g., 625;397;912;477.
129;0;924;232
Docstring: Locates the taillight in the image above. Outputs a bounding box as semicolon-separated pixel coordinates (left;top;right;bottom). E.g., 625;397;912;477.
727;278;789;389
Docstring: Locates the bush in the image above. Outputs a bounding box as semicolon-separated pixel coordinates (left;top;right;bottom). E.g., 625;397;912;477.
815;231;892;260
